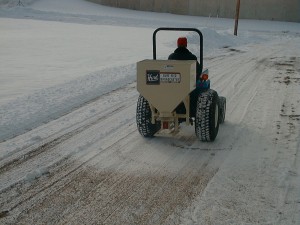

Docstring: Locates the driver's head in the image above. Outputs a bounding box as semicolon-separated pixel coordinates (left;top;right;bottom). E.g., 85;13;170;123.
177;37;187;47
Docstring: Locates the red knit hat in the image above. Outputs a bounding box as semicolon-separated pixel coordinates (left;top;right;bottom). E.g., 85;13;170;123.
177;37;187;47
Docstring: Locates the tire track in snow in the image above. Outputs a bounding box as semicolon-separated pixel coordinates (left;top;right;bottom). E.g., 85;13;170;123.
179;39;300;224
100;152;217;225
0;83;138;191
0;84;137;171
0;96;221;225
0;85;139;216
3;127;138;224
0;105;127;176
263;53;300;224
3;127;218;225
30;138;218;225
2;41;297;225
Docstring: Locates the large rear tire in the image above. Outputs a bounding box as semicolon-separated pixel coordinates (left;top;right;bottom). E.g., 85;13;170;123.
136;95;160;137
195;89;220;142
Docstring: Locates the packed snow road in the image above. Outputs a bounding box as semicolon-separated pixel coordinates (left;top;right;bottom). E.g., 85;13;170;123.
1;36;299;224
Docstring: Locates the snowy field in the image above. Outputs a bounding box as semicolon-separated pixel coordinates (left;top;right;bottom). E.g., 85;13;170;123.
0;0;300;224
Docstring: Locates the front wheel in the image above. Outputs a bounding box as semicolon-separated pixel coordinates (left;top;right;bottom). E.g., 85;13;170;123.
195;89;220;142
136;95;160;137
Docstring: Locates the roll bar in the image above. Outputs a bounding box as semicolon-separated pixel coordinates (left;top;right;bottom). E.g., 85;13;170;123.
152;27;203;73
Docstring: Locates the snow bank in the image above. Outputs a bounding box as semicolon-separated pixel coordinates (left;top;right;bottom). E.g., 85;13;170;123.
0;64;136;142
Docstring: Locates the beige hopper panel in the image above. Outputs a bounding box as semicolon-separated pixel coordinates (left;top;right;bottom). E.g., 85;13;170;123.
137;60;196;113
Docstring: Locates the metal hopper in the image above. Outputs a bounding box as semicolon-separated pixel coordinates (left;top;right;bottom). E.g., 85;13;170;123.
137;59;196;115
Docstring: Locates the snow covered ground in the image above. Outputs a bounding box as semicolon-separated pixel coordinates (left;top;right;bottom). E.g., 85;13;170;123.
1;0;299;141
0;0;300;224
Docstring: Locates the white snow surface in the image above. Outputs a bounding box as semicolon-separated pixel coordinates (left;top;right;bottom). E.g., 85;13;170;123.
0;0;300;224
0;0;299;141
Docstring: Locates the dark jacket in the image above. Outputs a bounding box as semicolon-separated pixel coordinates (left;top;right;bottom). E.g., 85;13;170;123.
168;47;202;76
